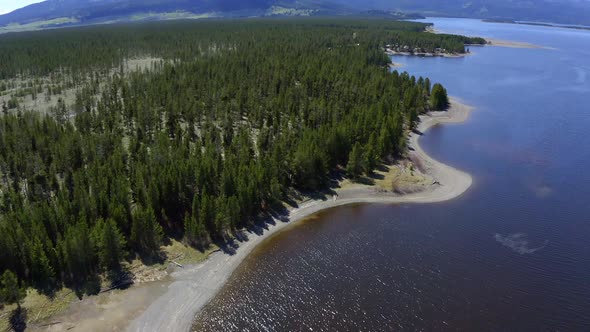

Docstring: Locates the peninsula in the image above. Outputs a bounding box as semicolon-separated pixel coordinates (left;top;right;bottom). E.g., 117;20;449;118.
43;97;474;332
0;18;477;331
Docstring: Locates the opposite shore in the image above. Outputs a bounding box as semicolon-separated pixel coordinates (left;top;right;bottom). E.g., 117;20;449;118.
427;25;546;49
384;37;544;58
123;97;474;332
385;47;471;58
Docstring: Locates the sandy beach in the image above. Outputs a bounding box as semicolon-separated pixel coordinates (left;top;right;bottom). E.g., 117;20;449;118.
427;24;546;50
484;38;543;49
122;97;473;332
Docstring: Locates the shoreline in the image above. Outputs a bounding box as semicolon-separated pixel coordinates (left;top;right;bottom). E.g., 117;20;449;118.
426;25;546;49
482;19;590;32
386;49;470;58
125;97;474;332
388;62;405;69
484;38;545;49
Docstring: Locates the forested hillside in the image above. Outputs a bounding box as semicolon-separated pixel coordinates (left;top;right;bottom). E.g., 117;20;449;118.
2;0;590;30
0;20;481;79
0;19;470;298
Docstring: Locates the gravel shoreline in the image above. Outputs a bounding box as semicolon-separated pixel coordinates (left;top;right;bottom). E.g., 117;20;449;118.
126;97;474;332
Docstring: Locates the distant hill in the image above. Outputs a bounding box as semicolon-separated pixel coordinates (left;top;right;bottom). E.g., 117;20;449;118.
0;0;350;32
1;0;589;33
334;0;590;26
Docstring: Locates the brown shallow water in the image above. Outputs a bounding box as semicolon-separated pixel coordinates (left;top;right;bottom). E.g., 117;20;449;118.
193;18;590;331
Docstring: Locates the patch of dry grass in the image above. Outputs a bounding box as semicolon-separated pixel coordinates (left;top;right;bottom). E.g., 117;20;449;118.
127;239;218;284
162;239;218;266
0;288;77;331
374;161;432;193
0;56;164;116
0;239;215;330
339;161;433;193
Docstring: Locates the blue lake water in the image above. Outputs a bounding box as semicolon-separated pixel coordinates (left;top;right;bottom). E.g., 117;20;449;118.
193;18;590;330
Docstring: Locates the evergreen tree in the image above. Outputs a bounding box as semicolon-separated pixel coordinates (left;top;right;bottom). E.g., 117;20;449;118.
60;221;96;284
347;143;364;180
130;206;163;255
93;219;126;271
184;213;198;246
0;270;25;309
424;77;431;95
29;239;55;291
362;134;379;174
430;83;449;110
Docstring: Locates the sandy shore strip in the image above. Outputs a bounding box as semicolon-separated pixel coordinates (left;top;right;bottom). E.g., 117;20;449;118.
426;25;547;49
121;97;473;332
484;38;544;49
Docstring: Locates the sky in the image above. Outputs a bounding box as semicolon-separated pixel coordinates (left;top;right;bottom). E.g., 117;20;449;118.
0;0;45;15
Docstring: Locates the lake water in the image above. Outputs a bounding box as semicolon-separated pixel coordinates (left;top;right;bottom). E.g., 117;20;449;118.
193;18;590;330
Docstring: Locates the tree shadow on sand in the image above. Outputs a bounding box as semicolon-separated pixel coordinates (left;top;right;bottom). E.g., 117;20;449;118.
213;198;295;256
9;307;27;332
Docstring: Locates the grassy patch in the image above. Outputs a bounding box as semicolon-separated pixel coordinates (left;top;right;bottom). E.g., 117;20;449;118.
129;11;216;22
1;17;79;33
0;288;77;330
162;239;218;266
340;161;432;192
126;239;218;283
374;162;432;192
266;6;317;16
0;240;216;330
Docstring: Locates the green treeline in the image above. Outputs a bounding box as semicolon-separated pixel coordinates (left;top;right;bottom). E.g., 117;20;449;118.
0;18;483;80
386;30;485;53
0;19;464;296
0;18;422;79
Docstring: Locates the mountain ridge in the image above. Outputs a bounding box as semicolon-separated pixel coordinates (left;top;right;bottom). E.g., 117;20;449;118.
1;0;589;32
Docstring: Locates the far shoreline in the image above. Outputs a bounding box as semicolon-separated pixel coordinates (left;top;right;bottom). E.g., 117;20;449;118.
386;48;472;58
484;38;545;49
123;97;474;332
426;25;547;49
